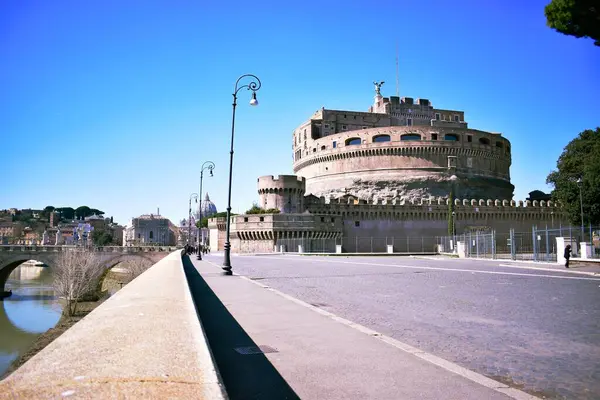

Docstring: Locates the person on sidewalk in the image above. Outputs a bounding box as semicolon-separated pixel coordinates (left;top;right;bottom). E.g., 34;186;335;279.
564;244;572;268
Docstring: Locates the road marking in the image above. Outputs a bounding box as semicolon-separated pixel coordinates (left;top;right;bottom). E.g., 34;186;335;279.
198;258;540;399
413;256;599;276
245;256;600;281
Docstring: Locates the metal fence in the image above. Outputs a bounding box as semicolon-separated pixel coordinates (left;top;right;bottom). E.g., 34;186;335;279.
275;238;338;253
273;225;600;259
438;225;600;262
275;237;439;254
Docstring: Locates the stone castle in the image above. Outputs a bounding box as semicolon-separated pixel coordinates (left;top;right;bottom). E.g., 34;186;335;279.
209;83;566;253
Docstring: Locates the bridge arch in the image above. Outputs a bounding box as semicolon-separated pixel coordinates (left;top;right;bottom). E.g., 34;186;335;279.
0;248;169;297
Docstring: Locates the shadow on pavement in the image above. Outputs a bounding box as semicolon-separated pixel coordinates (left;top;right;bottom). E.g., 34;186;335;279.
182;256;300;400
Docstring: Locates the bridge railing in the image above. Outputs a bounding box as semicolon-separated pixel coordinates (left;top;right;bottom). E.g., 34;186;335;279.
0;245;179;253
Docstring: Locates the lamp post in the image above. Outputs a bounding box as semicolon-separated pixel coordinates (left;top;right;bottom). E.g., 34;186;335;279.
223;74;261;274
577;178;584;240
197;161;215;260
449;174;458;252
188;193;198;248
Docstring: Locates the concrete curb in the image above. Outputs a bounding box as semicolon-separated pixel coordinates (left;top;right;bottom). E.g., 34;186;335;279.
0;250;228;400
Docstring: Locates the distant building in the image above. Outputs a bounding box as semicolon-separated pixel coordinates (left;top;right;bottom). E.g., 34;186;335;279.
123;214;177;246
49;211;59;227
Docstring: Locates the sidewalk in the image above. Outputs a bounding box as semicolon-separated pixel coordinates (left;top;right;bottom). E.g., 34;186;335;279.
185;257;536;400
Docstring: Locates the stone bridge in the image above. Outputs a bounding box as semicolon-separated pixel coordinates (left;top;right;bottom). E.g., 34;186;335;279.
0;245;176;298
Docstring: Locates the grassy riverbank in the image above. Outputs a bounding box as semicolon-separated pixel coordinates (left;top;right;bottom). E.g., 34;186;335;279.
1;270;129;380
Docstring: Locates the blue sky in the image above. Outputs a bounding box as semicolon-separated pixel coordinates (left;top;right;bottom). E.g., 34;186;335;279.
1;1;599;226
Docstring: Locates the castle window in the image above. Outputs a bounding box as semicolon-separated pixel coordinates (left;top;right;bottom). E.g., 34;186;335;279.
407;118;413;126
354;221;360;227
342;125;347;130
479;137;490;145
149;231;153;239
435;113;440;120
345;137;361;145
373;134;391;143
313;148;316;153
244;217;248;222
259;216;264;222
401;134;421;141
496;142;504;148
324;124;329;128
331;217;335;223
454;115;459;122
444;134;459;141
320;217;325;222
431;133;438;140
332;141;337;148
321;145;326;150
467;135;473;143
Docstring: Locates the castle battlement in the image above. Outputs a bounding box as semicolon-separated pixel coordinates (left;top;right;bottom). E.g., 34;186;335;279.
313;196;559;208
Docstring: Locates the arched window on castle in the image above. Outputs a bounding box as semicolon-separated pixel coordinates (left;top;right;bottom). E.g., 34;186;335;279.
401;134;421;141
479;137;490;145
373;134;391;143
149;231;154;239
345;137;361;145
444;134;459;141
321;145;326;150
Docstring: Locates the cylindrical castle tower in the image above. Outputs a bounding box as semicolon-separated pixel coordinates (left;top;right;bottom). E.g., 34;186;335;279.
257;175;306;213
292;126;514;201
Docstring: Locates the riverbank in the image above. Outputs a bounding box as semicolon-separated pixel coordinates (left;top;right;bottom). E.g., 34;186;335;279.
1;270;130;380
0;300;103;379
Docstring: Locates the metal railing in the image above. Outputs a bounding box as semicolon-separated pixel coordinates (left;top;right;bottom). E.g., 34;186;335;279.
437;225;600;262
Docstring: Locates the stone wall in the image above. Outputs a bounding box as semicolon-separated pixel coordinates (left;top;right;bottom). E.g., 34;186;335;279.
257;175;306;213
293;126;512;201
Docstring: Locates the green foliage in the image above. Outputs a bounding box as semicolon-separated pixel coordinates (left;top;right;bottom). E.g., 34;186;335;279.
545;0;600;46
92;229;114;246
75;206;91;219
55;207;75;220
245;205;280;214
245;202;280;214
546;127;600;225
197;217;209;228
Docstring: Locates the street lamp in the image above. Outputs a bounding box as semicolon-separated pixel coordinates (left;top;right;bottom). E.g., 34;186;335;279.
223;74;262;274
449;174;458;251
197;161;215;260
577;178;584;240
188;193;198;249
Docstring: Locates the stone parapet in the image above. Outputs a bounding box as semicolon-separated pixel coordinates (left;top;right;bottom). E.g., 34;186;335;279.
0;250;226;399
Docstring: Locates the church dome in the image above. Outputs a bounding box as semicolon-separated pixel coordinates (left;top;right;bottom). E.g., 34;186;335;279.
200;193;217;218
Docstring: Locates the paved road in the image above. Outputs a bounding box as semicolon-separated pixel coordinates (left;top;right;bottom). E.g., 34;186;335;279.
204;254;600;400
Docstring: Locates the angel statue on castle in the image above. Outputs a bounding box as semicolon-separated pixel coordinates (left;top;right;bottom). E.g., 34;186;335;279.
373;81;385;96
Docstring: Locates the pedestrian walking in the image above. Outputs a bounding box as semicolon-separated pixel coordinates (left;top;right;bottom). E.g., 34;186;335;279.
564;244;572;268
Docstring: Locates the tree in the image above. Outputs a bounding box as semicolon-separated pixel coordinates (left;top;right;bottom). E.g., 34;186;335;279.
546;127;600;225
89;208;105;216
53;250;104;317
245;202;281;214
125;258;153;282
545;0;600;46
75;206;91;219
92;229;114;246
56;207;75;220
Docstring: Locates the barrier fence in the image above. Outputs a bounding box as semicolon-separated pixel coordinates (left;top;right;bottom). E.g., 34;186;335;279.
438;225;600;261
274;225;600;261
275;236;439;254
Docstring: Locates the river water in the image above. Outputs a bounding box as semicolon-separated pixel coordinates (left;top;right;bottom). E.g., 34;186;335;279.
0;264;62;377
